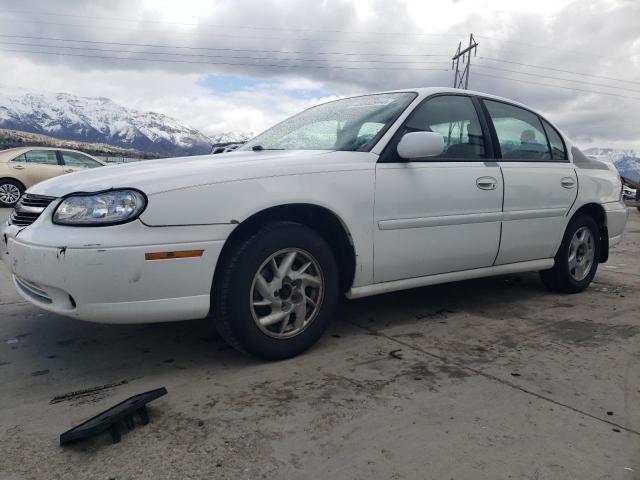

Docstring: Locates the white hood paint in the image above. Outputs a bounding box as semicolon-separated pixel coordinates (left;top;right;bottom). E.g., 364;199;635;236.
29;150;373;197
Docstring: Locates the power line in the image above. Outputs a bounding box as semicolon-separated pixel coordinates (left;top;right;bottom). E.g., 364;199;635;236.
473;71;640;101
1;31;637;101
473;64;640;94
0;18;455;47
0;34;450;59
5;32;636;89
0;8;465;38
0;41;451;65
478;56;640;86
475;35;618;63
0;10;628;67
0;47;452;72
7;44;637;103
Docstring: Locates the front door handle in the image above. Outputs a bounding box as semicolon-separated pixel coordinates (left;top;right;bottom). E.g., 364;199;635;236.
560;177;576;189
12;164;25;170
476;176;498;190
64;168;75;173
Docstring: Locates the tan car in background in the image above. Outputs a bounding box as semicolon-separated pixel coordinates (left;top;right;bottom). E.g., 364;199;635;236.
0;147;105;207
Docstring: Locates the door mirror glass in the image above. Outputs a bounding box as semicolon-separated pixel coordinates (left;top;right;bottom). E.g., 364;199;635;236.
397;131;444;160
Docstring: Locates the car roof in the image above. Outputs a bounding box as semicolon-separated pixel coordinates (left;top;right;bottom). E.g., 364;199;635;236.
372;86;535;111
350;86;566;139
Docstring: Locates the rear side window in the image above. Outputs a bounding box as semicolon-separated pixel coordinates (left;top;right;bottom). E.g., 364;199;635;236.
540;119;567;161
13;150;59;165
484;100;551;161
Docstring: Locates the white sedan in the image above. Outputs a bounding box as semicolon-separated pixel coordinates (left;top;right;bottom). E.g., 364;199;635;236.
0;87;628;359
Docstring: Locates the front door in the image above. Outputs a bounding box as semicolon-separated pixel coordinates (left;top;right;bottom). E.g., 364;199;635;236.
373;94;503;283
481;99;578;264
10;150;64;186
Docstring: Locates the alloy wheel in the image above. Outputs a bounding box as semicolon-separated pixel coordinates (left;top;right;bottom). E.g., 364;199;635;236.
249;248;324;339
568;226;595;282
0;183;21;205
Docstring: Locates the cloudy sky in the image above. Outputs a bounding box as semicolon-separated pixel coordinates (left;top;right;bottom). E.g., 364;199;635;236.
0;0;638;149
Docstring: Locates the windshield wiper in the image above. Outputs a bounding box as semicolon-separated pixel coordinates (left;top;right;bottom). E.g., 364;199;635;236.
251;145;284;151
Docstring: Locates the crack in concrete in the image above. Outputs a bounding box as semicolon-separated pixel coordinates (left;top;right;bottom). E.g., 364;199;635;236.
0;300;29;307
349;320;640;437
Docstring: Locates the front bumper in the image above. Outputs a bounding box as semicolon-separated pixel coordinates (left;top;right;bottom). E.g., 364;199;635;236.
1;219;230;324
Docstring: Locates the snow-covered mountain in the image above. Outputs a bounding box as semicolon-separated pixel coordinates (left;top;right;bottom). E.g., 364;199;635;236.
210;131;253;145
583;147;637;163
583;147;640;182
0;88;217;156
613;156;640;182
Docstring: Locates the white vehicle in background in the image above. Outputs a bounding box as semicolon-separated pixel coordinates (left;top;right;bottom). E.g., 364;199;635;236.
622;184;636;201
0;87;628;359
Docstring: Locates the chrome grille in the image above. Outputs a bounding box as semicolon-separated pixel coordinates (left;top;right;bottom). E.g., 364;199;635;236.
9;194;57;227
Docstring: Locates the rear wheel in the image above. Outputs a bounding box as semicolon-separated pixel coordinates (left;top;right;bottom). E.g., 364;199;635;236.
213;221;339;360
0;179;23;207
540;214;600;293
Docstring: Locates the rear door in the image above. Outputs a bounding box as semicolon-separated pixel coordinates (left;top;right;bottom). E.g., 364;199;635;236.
481;99;577;264
10;150;64;186
373;94;503;283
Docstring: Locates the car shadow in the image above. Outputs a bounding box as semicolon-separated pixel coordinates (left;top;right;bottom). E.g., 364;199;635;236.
14;271;549;372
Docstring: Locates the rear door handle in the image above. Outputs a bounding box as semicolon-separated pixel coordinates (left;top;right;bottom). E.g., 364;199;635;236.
476;176;498;190
64;168;75;173
560;177;576;189
12;164;25;170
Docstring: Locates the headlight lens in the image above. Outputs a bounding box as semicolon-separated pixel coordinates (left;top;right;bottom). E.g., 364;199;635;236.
53;189;147;226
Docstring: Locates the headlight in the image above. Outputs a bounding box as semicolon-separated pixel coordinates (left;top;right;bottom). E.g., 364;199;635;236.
53;189;147;226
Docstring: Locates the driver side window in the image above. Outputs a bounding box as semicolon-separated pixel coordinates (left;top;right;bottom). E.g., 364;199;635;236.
389;95;487;161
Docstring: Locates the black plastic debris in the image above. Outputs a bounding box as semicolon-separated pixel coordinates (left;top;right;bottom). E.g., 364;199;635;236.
60;387;167;446
389;349;403;360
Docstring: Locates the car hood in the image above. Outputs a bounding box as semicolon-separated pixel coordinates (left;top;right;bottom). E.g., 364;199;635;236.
28;150;374;197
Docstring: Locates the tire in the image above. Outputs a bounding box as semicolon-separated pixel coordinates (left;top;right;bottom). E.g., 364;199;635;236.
540;214;600;293
213;221;339;360
0;179;24;207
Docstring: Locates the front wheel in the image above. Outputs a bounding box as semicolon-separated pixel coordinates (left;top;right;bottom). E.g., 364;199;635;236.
540;214;600;293
213;222;339;360
0;179;24;207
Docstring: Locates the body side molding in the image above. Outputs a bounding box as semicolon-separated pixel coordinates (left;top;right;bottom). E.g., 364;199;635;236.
347;258;554;298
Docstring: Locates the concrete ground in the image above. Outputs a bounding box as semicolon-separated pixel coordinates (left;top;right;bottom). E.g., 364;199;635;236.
1;207;639;480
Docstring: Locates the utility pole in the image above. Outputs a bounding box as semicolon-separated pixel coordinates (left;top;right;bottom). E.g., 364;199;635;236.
452;34;478;89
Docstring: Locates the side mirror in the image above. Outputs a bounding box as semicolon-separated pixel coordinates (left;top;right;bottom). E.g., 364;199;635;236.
397;131;444;160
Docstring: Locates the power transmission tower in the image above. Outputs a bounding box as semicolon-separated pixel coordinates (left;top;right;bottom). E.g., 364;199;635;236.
452;34;478;89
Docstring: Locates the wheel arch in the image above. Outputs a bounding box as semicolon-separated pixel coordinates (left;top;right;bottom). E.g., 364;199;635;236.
213;203;357;295
567;202;608;263
0;176;26;190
